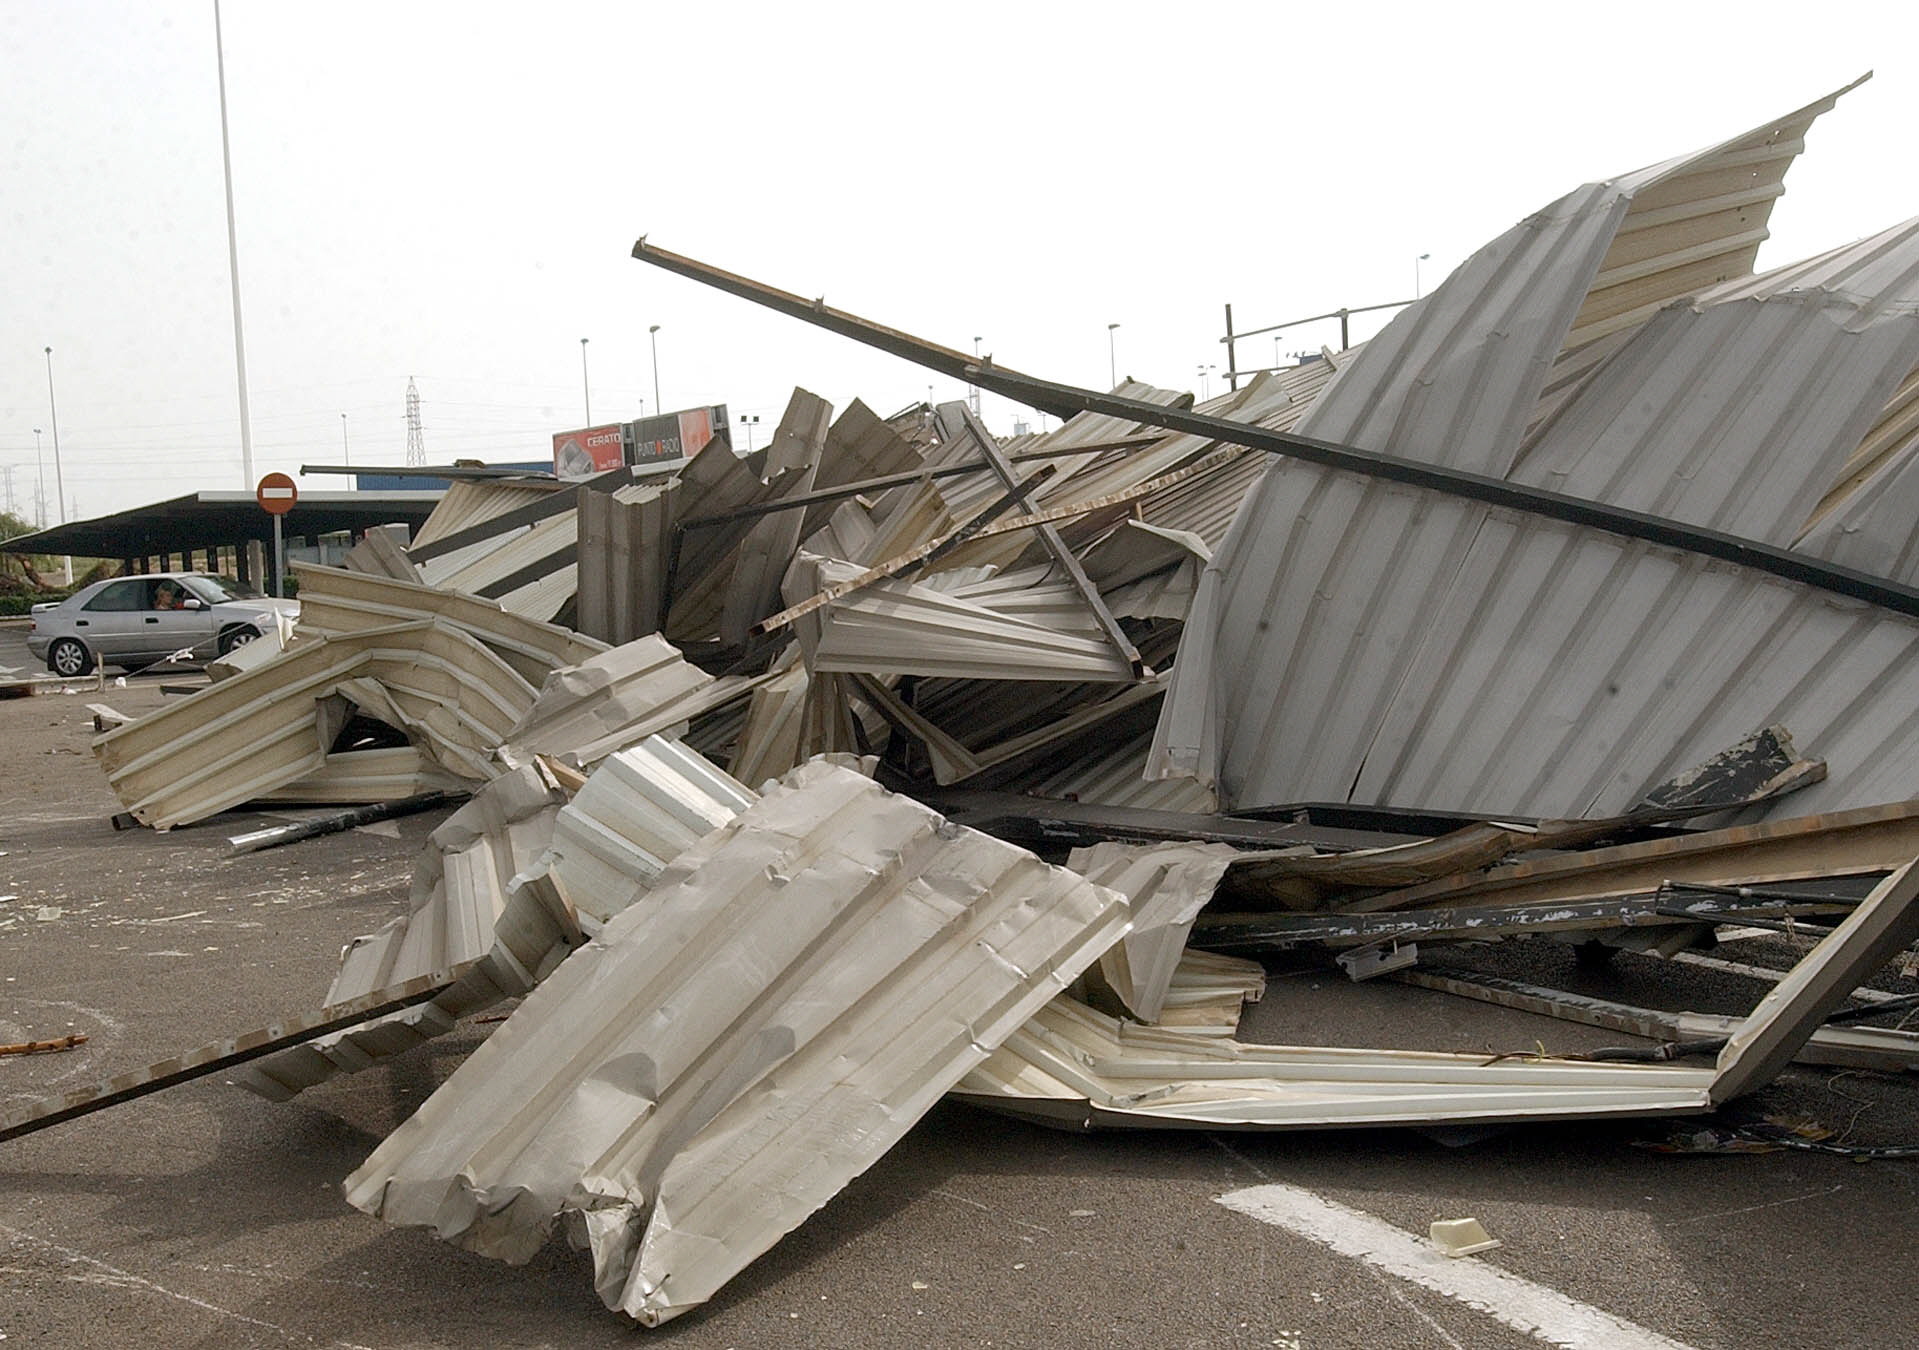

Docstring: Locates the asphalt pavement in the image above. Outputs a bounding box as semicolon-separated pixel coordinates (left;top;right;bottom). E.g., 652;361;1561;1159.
3;676;1917;1348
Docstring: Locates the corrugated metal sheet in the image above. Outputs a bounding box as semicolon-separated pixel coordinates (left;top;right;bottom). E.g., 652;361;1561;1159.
1154;83;1897;810
1144;948;1267;1037
574;480;676;644
545;735;756;924
788;553;1137;682
955;995;1718;1129
343;761;1129;1325
409;480;558;549
1127;357;1344;548
421;508;574;597
727;664;865;786
1067;841;1242;1022
1163;240;1919;811
491;561;577;623
1266;79;1856;482
797;398;931;540
1513;219;1919;543
252;746;467;803
341;526;423;581
663;395;826;644
94;620;537;828
498;634;762;769
291;562;605;687
1021;722;1219;814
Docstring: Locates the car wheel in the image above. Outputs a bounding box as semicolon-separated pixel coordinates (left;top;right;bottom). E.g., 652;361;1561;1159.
218;625;260;656
49;637;94;677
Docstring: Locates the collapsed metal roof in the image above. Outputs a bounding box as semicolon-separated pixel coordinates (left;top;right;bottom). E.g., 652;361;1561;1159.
1152;75;1919;819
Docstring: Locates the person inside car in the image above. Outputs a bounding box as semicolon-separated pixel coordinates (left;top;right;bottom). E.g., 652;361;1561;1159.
153;580;185;610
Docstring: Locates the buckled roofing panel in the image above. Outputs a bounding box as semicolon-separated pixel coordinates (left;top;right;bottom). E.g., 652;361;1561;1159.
344;760;1129;1325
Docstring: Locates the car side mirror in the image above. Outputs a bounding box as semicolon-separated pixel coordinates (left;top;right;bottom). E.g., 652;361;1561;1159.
181;597;206;611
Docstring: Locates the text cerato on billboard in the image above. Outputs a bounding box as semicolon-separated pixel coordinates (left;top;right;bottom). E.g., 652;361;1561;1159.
552;425;626;478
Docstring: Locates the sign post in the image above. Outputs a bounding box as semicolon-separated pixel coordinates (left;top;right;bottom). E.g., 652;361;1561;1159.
255;472;297;597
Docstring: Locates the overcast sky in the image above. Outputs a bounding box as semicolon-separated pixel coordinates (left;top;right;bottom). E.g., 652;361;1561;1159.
1;1;1912;523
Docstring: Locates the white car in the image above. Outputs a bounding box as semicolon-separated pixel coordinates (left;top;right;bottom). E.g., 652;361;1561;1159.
27;572;298;676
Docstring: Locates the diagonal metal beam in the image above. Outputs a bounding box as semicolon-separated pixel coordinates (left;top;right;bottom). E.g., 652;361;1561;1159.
629;240;1919;622
938;402;1144;678
632;238;1081;420
0;968;468;1144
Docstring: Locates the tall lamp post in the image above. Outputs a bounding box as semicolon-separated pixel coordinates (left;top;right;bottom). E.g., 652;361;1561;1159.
648;325;662;415
739;413;760;452
214;0;254;489
43;347;70;583
580;337;591;424
1415;252;1432;298
1106;322;1120;389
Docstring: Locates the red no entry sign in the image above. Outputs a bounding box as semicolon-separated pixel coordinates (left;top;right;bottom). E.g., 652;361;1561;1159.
256;472;298;516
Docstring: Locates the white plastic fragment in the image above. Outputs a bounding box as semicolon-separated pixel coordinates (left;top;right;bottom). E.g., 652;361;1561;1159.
1430;1217;1502;1258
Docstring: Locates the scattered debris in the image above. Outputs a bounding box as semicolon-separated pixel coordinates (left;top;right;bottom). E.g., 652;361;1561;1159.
16;74;1919;1328
0;1033;88;1057
225;789;468;855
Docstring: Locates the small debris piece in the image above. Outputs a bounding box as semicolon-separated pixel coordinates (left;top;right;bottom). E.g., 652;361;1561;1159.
0;1034;89;1057
224;790;466;856
86;703;131;733
1336;940;1418;981
1430;1217;1502;1257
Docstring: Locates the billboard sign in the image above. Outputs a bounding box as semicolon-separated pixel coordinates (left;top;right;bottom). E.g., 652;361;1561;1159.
629;404;729;463
552;424;626;478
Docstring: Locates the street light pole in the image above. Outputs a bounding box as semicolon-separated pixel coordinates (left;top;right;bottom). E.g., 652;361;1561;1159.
1107;322;1120;389
580;337;591;424
43;347;70;583
1416;252;1432;298
648;324;662;414
340;411;350;466
214;0;255;489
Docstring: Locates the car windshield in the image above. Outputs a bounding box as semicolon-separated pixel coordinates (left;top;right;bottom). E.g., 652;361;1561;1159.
182;575;266;603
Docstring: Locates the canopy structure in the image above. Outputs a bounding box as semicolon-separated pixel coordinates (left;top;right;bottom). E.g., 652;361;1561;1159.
1;490;444;563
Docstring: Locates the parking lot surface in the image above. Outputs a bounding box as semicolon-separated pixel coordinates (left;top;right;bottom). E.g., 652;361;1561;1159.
3;665;1918;1348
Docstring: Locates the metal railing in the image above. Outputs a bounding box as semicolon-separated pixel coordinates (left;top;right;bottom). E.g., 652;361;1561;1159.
1220;298;1414;390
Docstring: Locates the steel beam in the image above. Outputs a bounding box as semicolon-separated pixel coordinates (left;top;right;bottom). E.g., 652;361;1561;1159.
626;241;1919;621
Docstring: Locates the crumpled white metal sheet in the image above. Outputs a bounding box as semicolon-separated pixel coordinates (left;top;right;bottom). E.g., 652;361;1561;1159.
496;633;751;770
960;858;1919;1132
94;619;535;828
955;995;1720;1130
251;745;468;804
1066;840;1244;1022
291;562;606;689
544;735;756;924
343;760;1129;1325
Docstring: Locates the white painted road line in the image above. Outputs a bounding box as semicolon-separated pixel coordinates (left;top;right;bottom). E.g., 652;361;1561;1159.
1217;1184;1699;1350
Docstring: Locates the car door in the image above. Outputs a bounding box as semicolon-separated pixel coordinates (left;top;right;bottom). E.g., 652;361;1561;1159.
74;579;150;662
145;579;218;658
